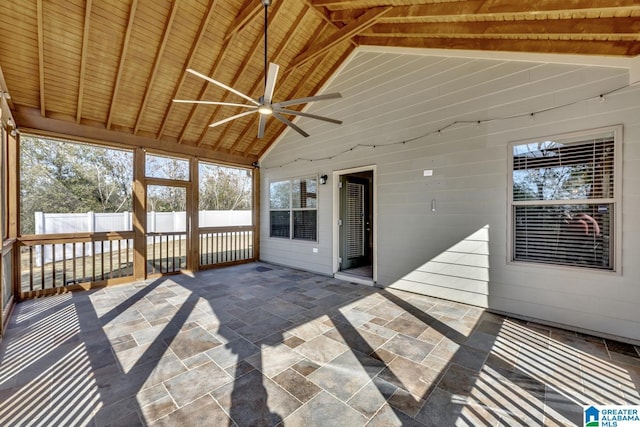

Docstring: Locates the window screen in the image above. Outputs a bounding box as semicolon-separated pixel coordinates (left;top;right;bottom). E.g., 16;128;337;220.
510;129;617;270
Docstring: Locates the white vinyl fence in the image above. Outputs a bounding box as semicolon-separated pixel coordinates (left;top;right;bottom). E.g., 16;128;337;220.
34;210;252;265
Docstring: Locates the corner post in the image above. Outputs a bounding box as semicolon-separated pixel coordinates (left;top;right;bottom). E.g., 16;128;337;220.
132;147;146;280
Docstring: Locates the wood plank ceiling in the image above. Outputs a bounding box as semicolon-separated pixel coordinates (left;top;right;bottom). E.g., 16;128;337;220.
1;0;639;166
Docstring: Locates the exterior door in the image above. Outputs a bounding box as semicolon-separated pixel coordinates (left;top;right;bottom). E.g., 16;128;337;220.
340;175;371;270
146;184;188;274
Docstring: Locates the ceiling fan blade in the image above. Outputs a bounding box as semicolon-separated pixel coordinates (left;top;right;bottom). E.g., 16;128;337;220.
264;63;279;104
273;92;341;108
274;108;342;125
173;99;258;109
258;114;267;139
208;110;257;128
273;112;309;138
187;68;259;106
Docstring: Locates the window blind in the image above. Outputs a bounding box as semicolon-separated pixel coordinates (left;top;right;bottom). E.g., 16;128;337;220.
511;134;615;270
269;177;318;241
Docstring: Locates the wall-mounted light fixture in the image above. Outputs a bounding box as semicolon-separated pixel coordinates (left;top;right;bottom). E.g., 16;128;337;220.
320;174;328;185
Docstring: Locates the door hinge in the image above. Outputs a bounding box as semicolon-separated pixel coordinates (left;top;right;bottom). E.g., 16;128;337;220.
338;257;342;264
338;181;343;189
338;219;342;226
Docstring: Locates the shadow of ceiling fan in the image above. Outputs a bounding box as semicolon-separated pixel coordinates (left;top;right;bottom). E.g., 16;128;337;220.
173;0;343;138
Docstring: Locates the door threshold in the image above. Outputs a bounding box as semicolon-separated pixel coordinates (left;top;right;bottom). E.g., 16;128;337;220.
334;272;374;286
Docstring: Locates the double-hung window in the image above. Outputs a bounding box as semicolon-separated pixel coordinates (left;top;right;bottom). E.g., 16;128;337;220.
269;177;317;241
509;126;620;271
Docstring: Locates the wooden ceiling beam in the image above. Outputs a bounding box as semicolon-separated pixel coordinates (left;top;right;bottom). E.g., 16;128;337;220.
302;0;358;48
205;0;286;150
133;0;181;134
472;0;640;14
0;65;15;110
107;0;138;130
289;6;392;70
198;19;266;148
311;0;360;8
254;45;353;158
13;109;257;166
367;17;640;37
177;36;235;144
226;6;313;154
627;42;640;55
157;0;219;140
223;0;262;42
36;0;45;117
242;20;336;156
175;2;263;145
76;0;92;123
330;1;640;22
357;35;638;56
253;56;326;157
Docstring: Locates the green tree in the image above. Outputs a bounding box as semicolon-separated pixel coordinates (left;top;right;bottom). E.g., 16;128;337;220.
199;164;252;211
20;136;133;234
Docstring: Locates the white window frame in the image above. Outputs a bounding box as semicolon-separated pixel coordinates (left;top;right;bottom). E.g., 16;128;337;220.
269;175;318;242
507;125;622;273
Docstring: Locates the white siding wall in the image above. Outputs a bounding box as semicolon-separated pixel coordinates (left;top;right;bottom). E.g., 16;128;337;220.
260;49;640;342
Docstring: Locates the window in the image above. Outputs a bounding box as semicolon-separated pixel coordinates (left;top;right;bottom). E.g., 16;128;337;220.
509;127;619;271
20;135;133;235
199;162;252;227
270;177;317;241
145;153;189;181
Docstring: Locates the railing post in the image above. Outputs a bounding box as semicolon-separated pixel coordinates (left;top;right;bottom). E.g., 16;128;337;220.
132;148;146;280
253;166;260;261
187;157;199;272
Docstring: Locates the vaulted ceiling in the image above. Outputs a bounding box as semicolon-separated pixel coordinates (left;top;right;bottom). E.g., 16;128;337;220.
1;0;639;166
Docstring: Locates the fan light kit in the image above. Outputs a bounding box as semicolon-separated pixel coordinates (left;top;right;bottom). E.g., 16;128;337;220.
173;0;342;138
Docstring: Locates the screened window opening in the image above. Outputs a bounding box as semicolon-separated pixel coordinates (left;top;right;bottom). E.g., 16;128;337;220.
145;153;189;181
198;162;252;227
510;128;618;271
269;177;317;241
19;135;134;235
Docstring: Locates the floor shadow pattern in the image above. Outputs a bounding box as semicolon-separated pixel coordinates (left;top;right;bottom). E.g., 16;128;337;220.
0;262;638;426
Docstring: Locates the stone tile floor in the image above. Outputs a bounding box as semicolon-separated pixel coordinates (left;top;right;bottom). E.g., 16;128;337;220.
0;262;638;426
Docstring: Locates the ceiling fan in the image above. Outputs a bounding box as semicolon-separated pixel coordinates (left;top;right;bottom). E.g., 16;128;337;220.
173;0;342;138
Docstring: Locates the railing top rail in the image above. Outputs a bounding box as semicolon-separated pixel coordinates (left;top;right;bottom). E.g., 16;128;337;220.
199;225;254;233
19;231;135;245
145;231;188;237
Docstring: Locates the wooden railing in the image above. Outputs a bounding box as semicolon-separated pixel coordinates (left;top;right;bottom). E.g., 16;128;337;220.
16;226;256;296
18;232;135;296
199;226;254;267
146;232;187;275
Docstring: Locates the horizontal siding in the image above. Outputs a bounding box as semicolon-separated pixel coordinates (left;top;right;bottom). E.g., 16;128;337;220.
260;180;334;276
261;49;640;342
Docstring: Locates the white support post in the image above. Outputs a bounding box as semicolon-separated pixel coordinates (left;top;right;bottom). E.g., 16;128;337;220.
88;211;95;256
35;212;44;267
35;211;44;234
